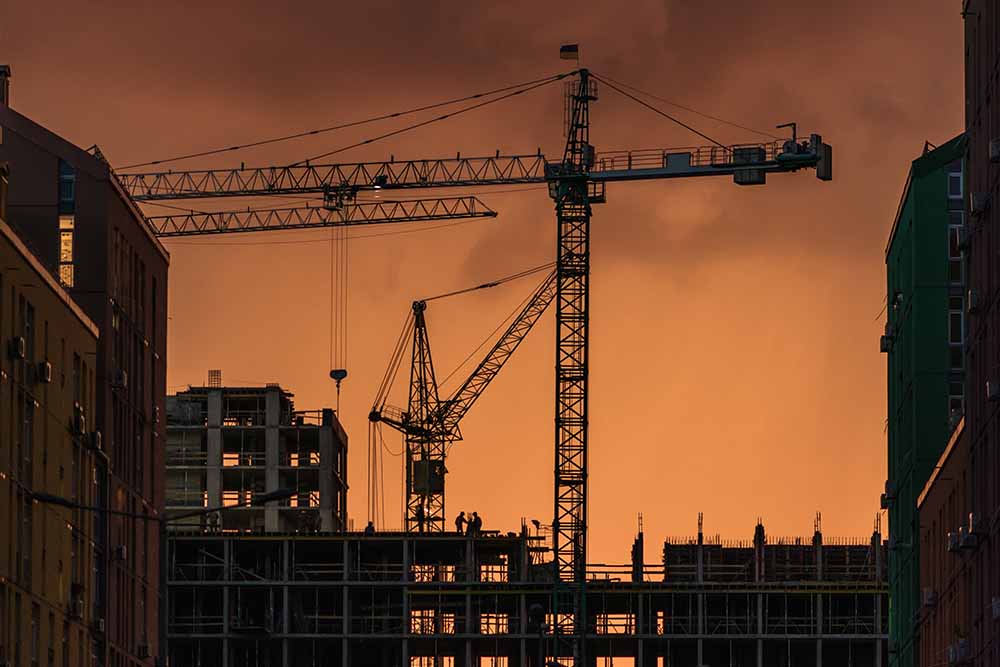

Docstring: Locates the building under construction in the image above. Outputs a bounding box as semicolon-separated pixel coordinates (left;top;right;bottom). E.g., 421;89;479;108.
165;519;887;667
166;379;348;533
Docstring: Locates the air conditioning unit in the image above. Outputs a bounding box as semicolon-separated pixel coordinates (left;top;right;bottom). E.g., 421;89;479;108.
967;289;980;314
954;224;969;250
970;191;989;216
73;408;86;436
990;138;1000;163
968;512;981;535
36;360;52;384
959;525;978;549
113;368;128;390
951;638;971;664
922;587;938;607
947;531;961;552
881;480;897;509
987;380;1000;402
90;430;102;451
8;335;25;360
113;545;127;561
68;596;83;619
137;643;150;659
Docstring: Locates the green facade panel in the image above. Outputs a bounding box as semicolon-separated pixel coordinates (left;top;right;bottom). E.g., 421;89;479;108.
884;134;965;667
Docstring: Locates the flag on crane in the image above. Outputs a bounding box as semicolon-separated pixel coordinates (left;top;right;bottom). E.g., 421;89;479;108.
560;44;579;60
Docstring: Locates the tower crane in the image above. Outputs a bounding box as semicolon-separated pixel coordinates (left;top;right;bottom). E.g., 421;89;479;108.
119;67;832;666
369;268;557;531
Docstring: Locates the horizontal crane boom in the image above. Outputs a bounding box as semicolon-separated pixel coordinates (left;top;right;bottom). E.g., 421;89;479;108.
146;196;496;237
120;136;829;201
121;154;547;201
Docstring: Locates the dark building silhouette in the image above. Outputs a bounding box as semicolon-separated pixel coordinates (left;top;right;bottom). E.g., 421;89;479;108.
165;519;886;667
917;419;971;667
165;379;348;533
0;67;169;667
917;4;1000;666
883;134;966;667
0;193;101;667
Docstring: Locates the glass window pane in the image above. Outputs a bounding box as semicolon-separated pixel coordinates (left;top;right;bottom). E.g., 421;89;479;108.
949;174;962;197
950;260;963;283
59;265;73;287
950;347;963;370
950;313;963;343
59;215;74;230
60;232;73;263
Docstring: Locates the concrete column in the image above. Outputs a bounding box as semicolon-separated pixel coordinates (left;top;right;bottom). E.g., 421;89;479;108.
319;424;334;531
637;591;644;667
265;389;280;532
342;540;350;667
222;539;230;667
756;593;764;667
207;391;222;511
874;529;883;667
697;529;704;667
520;593;527;667
815;529;823;667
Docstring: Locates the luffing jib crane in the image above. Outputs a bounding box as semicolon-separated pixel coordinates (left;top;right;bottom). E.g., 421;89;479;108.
369;269;557;531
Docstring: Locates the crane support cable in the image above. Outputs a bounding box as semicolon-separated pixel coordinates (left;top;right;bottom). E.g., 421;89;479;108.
596;74;780;140
435;268;556;437
292;73;574;166
422;261;556;302
438;267;554;391
591;73;729;151
118;71;576;170
372;310;415;411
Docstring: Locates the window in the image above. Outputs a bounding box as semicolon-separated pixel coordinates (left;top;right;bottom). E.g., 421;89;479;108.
58;160;75;214
30;602;39;667
47;612;54;667
949;381;964;417
59;215;74;287
948;295;964;373
948;210;964;285
948;170;963;199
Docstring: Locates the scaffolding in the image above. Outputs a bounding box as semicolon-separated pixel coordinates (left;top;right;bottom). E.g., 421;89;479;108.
166;521;887;667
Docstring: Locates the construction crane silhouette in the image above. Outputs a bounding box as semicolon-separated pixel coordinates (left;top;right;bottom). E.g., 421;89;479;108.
369;267;557;533
122;67;832;666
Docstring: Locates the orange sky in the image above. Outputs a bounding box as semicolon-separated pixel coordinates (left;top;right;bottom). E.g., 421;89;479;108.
3;1;964;561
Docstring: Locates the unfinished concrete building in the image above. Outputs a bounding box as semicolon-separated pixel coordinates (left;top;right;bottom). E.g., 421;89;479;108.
165;519;887;667
165;380;348;533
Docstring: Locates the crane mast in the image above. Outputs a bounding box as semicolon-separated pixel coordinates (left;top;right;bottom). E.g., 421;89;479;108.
548;68;596;665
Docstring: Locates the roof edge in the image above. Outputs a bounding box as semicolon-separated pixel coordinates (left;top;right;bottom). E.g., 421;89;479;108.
0;216;99;338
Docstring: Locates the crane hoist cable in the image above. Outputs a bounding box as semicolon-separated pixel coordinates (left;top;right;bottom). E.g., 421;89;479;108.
118;71;575;170
328;222;349;410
